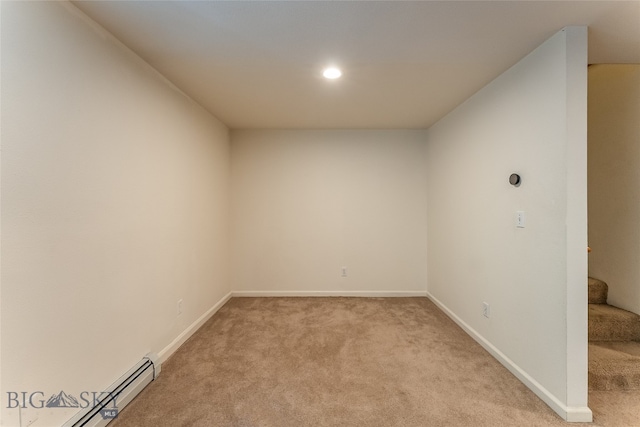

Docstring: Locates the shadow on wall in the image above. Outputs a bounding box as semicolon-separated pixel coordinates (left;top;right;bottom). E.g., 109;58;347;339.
588;64;640;317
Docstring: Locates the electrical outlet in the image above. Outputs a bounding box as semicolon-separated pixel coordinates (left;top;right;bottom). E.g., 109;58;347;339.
341;267;347;277
516;211;525;228
482;302;490;318
177;299;183;316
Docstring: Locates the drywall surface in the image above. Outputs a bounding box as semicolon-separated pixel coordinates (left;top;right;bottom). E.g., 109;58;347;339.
588;64;640;316
426;28;589;420
1;2;230;425
231;130;428;295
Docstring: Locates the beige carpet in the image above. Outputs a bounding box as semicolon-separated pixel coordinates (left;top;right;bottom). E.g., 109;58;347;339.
110;297;640;426
589;278;608;305
589;343;640;391
589;304;640;342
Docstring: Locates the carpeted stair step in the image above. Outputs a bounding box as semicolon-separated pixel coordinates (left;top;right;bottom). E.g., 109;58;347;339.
589;342;640;390
589;304;640;341
588;277;608;304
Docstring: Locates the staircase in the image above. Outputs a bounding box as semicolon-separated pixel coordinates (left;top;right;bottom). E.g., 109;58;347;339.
589;277;640;390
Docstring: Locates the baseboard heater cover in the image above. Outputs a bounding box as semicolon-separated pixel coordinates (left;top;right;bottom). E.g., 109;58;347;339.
63;353;161;427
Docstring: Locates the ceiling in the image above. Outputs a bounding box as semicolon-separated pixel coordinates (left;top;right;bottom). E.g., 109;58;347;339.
72;1;640;130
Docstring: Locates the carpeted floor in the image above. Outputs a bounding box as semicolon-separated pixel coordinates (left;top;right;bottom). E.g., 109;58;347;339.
110;297;640;426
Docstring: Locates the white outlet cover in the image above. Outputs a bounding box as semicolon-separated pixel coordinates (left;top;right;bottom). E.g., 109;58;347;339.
482;302;490;318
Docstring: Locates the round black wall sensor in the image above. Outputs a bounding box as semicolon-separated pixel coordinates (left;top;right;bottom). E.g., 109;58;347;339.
509;173;521;186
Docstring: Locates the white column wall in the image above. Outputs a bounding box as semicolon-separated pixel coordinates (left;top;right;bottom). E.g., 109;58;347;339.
425;28;589;421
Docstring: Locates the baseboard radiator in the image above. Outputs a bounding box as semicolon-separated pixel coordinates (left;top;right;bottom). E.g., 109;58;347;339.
63;353;161;427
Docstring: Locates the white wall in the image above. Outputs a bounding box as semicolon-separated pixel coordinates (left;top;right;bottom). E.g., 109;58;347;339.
1;2;230;426
231;130;428;295
588;64;640;316
425;28;589;421
0;3;591;425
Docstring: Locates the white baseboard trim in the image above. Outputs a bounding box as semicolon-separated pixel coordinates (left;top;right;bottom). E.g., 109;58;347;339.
564;406;594;423
158;291;233;364
232;291;428;298
427;292;592;423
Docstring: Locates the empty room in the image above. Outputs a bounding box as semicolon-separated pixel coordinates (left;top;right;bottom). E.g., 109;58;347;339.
2;1;640;426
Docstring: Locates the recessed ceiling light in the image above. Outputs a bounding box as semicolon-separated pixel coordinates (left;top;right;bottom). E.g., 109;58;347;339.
323;67;342;79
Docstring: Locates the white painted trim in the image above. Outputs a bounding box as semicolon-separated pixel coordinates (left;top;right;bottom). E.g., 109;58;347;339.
427;292;592;423
158;292;233;364
232;291;428;298
563;26;590;414
565;406;594;423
